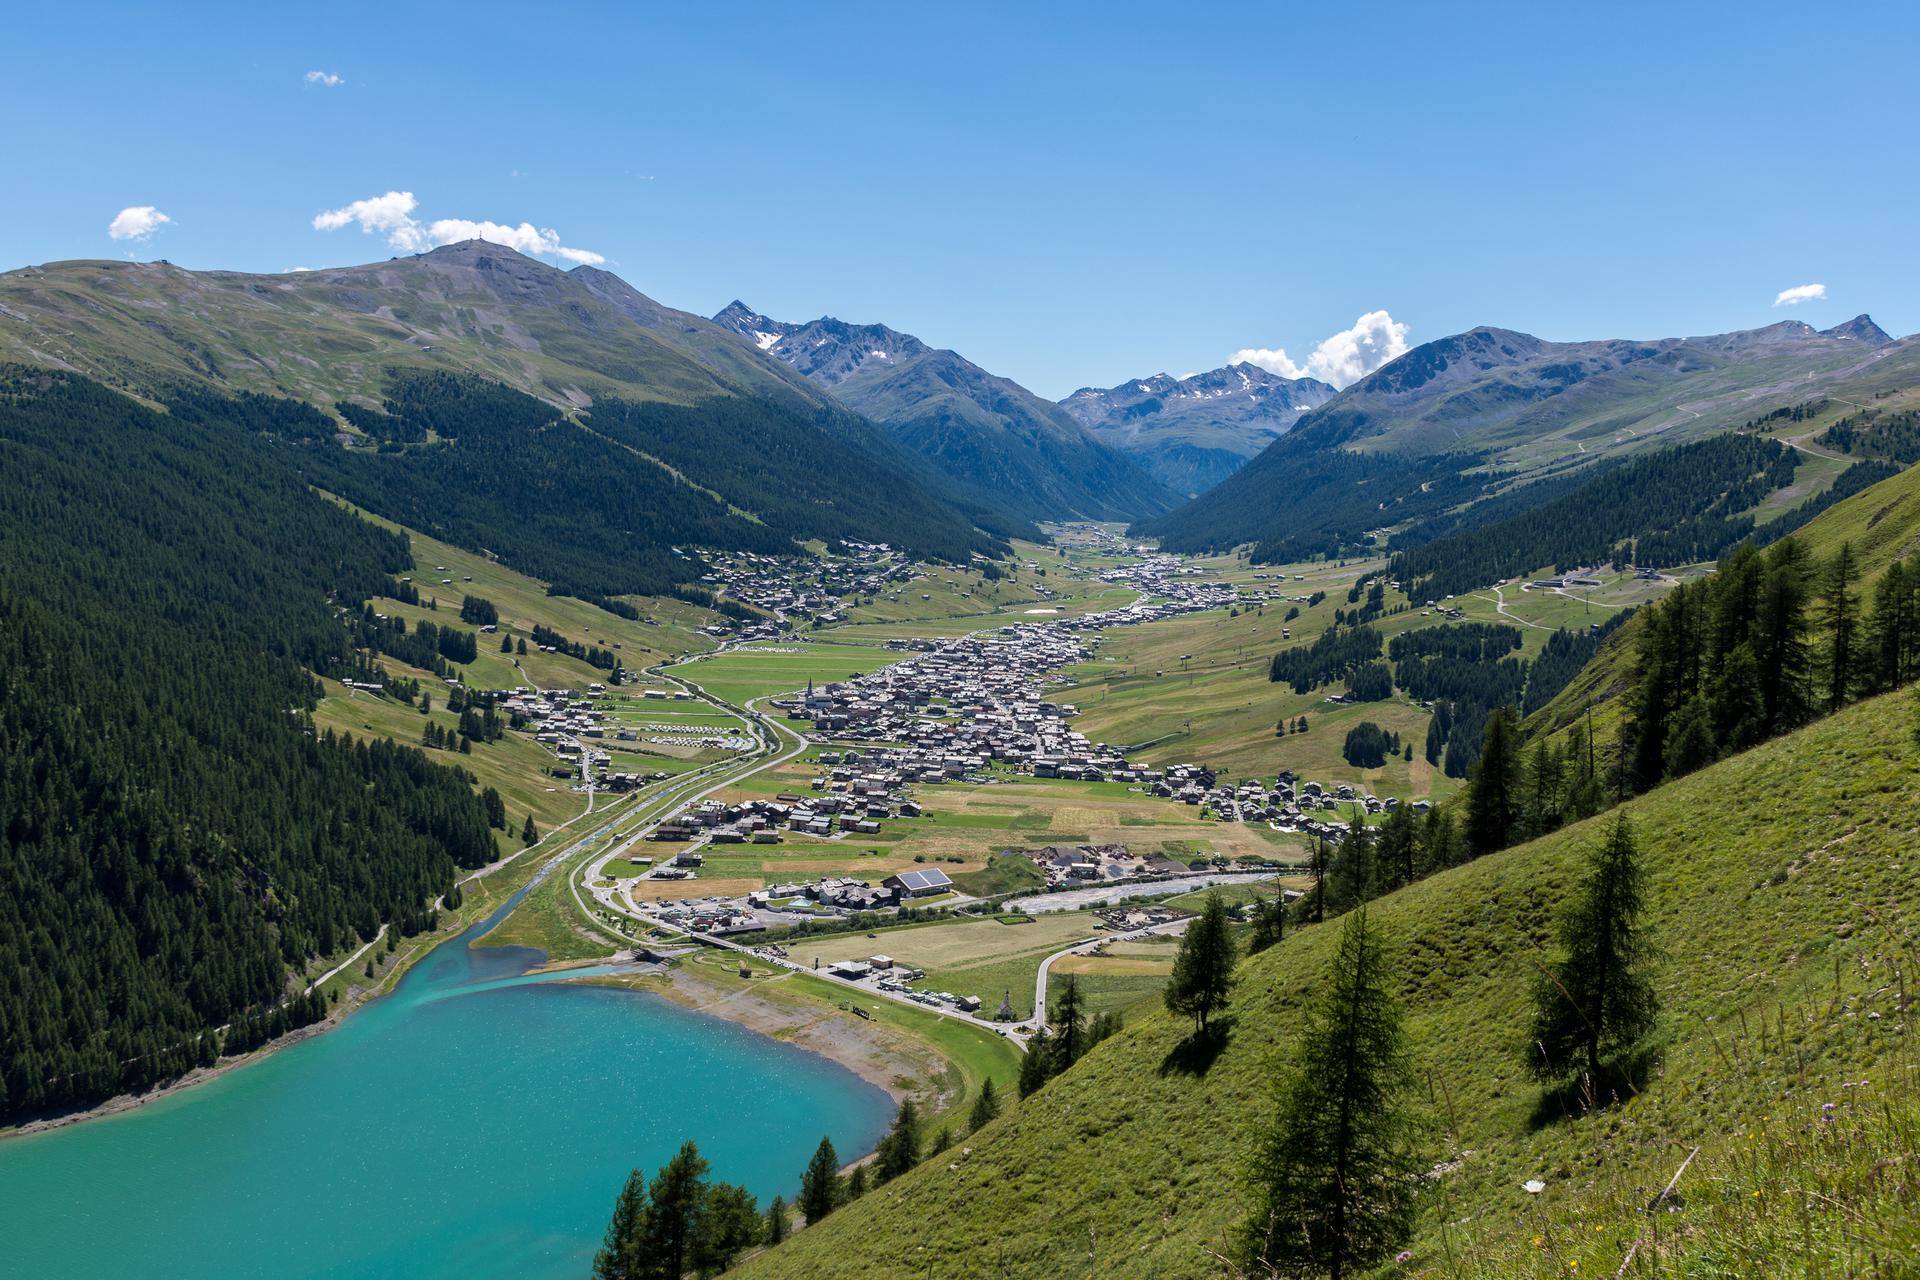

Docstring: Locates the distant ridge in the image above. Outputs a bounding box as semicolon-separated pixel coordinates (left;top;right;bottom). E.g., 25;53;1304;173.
714;302;1175;522
1059;362;1336;495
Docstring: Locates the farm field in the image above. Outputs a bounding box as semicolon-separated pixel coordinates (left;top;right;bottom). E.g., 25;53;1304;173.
788;911;1110;1021
670;640;905;706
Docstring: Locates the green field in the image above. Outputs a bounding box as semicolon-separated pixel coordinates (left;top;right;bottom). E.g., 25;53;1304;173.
732;682;1920;1280
670;641;906;705
789;912;1109;1021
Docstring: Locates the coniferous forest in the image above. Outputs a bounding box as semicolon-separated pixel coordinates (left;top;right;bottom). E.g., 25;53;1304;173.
0;367;496;1122
281;372;1009;600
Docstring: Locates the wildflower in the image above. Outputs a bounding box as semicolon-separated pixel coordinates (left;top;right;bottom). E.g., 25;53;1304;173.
1821;1102;1836;1122
1396;1251;1413;1264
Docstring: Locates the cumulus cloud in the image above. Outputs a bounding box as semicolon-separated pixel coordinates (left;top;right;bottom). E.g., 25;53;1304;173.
108;205;172;241
311;190;603;264
305;70;345;87
1232;309;1411;388
1774;283;1826;307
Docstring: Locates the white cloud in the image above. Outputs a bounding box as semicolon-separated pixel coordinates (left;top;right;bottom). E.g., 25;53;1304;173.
1774;283;1826;307
305;70;344;87
1231;309;1411;388
107;205;172;241
311;190;603;264
312;190;424;245
425;218;606;265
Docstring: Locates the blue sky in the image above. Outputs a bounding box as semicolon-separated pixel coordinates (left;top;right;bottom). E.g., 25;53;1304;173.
5;1;1915;398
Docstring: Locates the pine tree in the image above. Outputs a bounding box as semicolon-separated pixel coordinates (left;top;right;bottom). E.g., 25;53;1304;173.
1018;1028;1052;1097
929;1126;951;1156
842;1164;867;1201
1242;907;1421;1279
1464;706;1521;855
1329;813;1374;912
1164;892;1235;1033
637;1140;709;1280
521;813;538;846
1527;814;1659;1086
590;1169;650;1280
500;632;513;653
691;1181;760;1276
967;1079;1000;1132
1661;694;1716;779
1050;975;1086;1069
797;1136;839;1224
1309;836;1329;923
1756;537;1815;734
764;1195;787;1246
1821;541;1861;713
873;1098;921;1183
1248;890;1286;954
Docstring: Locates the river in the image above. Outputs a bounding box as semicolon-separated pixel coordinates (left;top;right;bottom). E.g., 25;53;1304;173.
0;884;893;1278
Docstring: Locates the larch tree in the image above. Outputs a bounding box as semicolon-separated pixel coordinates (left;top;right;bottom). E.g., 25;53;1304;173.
1821;541;1861;713
1018;1027;1053;1097
1164;891;1235;1034
873;1098;921;1183
590;1168;650;1280
1527;813;1660;1087
967;1078;1000;1132
1248;890;1286;954
1242;907;1421;1279
1464;706;1522;855
1050;974;1086;1070
797;1136;839;1224
637;1140;710;1280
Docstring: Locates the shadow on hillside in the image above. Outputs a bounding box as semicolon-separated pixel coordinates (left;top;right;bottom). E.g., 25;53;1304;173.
1527;1044;1662;1129
1158;1018;1235;1078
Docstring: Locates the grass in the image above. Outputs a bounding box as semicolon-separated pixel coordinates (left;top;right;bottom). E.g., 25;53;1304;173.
728;685;1920;1280
788;912;1109;1021
670;641;905;705
312;677;584;840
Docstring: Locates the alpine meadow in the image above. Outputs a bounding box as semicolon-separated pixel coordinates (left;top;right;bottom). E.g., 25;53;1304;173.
2;5;1917;1279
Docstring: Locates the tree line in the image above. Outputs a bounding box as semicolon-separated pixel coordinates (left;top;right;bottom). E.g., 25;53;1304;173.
1388;434;1797;602
0;368;496;1122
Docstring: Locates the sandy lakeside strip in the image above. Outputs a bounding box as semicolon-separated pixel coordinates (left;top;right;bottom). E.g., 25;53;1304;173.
569;957;967;1118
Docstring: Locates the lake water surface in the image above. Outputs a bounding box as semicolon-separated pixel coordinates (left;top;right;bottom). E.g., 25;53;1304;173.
0;887;892;1278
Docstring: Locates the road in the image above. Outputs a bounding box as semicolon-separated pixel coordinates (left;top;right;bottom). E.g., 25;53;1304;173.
1005;869;1282;915
1030;916;1192;1031
306;925;387;994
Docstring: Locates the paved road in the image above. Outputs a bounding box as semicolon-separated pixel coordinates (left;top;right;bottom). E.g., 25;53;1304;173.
1030;916;1192;1031
1006;870;1282;915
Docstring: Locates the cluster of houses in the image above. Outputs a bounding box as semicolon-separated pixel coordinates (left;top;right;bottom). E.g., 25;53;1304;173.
695;541;919;640
772;557;1238;788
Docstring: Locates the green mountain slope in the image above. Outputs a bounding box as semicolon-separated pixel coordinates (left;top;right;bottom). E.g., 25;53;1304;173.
1528;453;1920;745
1142;320;1919;562
0;366;496;1122
0;241;811;410
730;690;1920;1279
0;245;1021;582
713;303;1176;522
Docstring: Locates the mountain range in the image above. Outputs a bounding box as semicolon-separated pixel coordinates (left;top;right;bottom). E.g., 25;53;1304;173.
0;243;1038;587
1059;362;1337;495
712;302;1175;521
1142;313;1915;560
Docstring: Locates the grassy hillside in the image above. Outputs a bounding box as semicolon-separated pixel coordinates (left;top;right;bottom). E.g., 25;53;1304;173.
729;689;1920;1279
1529;457;1920;744
0;243;816;412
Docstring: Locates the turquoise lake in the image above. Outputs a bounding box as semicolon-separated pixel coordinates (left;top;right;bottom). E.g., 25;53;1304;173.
0;889;893;1278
